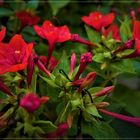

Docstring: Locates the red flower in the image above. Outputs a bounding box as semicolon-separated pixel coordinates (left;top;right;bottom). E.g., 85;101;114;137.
133;20;140;40
34;20;71;66
81;11;115;31
20;93;41;113
74;52;92;80
103;24;120;41
0;34;33;75
16;10;40;27
99;109;140;127
0;27;6;42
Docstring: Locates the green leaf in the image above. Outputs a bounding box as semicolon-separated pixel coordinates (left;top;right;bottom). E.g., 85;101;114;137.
111;59;136;74
85;104;102;118
48;0;70;15
26;0;39;10
82;121;119;139
120;17;132;42
53;51;70;74
39;75;59;88
113;84;140;116
93;53;105;63
0;8;13;17
24;123;35;136
85;25;101;44
35;120;57;133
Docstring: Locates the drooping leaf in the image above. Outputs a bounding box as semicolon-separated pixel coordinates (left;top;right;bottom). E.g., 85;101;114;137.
85;25;101;44
48;0;70;15
81;121;119;139
0;8;13;17
120;17;132;42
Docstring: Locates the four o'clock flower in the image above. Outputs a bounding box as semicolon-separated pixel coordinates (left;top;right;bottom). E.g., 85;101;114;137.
0;27;6;42
16;10;40;32
81;11;115;31
99;109;140;127
0;34;33;75
34;20;71;66
74;52;92;81
102;24;121;41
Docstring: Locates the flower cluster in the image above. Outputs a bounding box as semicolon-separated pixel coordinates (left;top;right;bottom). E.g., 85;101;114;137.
0;5;140;139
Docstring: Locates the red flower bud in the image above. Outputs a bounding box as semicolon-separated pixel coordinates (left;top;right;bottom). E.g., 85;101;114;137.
99;109;140;127
74;52;92;80
95;86;114;97
0;80;13;96
47;123;69;138
69;53;76;75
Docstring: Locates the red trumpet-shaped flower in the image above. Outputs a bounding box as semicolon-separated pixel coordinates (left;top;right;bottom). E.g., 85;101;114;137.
99;109;140;127
74;52;92;80
103;24;120;41
16;10;40;27
81;11;115;31
34;20;71;66
0;35;33;75
0;27;6;42
133;20;140;40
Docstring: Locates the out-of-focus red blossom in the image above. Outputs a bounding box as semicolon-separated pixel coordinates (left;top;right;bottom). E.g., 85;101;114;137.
74;52;92;80
95;86;114;97
103;24;121;41
40;96;49;104
132;20;140;55
130;10;136;20
81;11;115;31
16;10;40;27
99;109;140;127
0;27;6;42
0;0;3;6
20;93;41;113
0;35;33;75
46;123;69;138
39;56;58;71
34;20;71;66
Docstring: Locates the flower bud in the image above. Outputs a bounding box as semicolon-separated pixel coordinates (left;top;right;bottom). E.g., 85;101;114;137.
74;52;92;80
95;86;114;97
20;93;40;113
